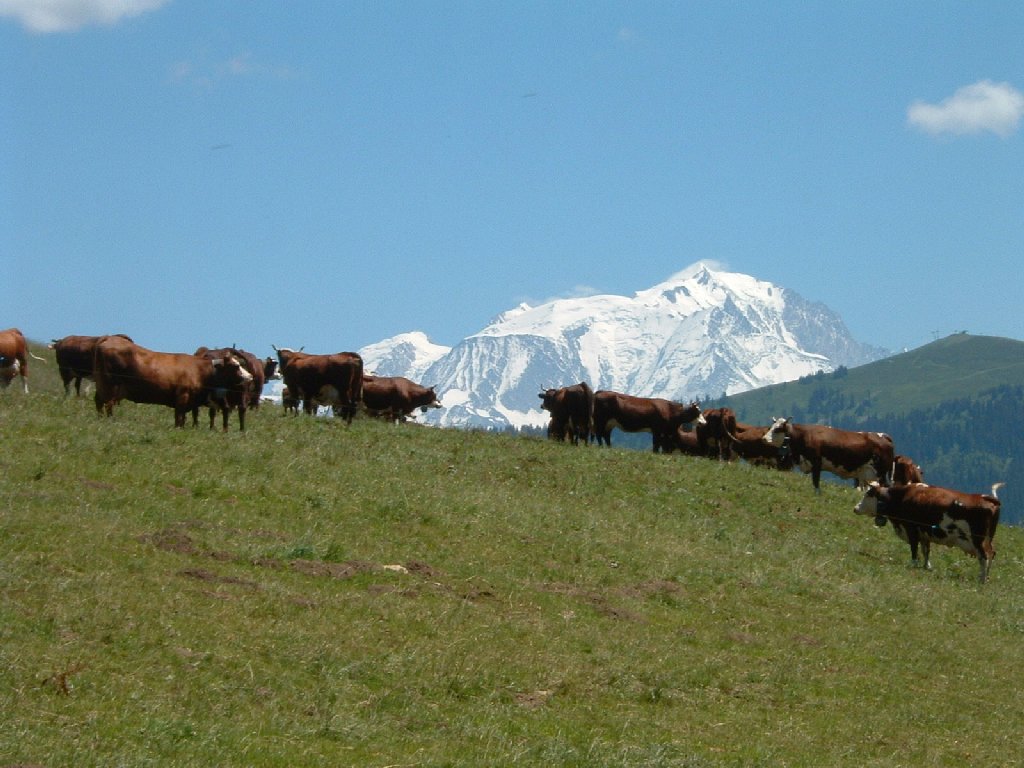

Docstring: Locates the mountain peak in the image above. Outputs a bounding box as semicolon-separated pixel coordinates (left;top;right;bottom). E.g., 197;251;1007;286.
360;264;888;429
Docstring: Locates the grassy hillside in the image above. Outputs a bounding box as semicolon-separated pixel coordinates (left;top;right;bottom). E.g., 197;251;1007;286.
722;332;1024;423
4;341;1024;766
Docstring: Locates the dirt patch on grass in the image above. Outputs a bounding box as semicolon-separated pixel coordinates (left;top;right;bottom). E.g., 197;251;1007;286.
177;568;259;590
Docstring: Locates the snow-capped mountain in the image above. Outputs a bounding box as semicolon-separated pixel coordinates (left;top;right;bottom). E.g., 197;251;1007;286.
359;263;888;430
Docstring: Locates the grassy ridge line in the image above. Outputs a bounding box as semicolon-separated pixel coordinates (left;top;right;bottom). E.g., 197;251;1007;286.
724;333;1024;422
4;382;1024;766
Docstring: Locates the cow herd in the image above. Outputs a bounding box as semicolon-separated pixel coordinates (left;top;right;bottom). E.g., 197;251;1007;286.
4;329;443;432
538;381;1004;583
2;326;1006;584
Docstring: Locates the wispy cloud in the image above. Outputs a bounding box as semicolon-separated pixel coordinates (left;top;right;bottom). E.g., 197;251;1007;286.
617;27;640;45
0;0;169;33
907;80;1024;138
170;51;294;89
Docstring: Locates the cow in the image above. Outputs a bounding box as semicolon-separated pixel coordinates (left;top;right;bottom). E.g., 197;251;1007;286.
281;386;301;415
93;336;253;428
192;346;272;431
763;417;894;492
592;390;705;453
696;407;738;461
272;346;364;423
361;375;442;423
670;426;706;457
892;454;924;485
49;334;133;396
538;382;594;445
0;328;44;393
854;481;1003;583
728;422;794;470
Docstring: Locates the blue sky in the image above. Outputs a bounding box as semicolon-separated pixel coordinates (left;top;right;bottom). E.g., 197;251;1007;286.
4;1;1024;358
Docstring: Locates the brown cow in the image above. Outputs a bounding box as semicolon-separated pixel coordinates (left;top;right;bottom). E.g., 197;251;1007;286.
93;336;253;428
696;407;738;461
670;426;706;457
855;481;1003;583
728;422;794;470
763;417;894;492
281;386;301;415
192;346;273;431
592;390;705;453
0;328;43;393
538;382;594;445
361;375;442;423
273;346;364;423
892;454;924;485
50;334;132;396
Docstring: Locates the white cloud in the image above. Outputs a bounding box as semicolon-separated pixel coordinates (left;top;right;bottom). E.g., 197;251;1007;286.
907;80;1024;138
0;0;169;33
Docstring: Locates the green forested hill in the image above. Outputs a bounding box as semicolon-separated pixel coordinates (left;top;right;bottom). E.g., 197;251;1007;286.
719;333;1024;523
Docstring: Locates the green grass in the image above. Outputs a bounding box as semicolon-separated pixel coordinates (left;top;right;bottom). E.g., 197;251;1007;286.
3;346;1024;766
725;332;1024;422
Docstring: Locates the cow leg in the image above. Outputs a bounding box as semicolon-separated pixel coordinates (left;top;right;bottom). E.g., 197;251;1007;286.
237;405;246;431
811;461;823;493
978;540;995;583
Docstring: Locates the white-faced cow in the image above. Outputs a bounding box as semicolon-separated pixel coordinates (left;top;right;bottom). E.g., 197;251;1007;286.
0;328;44;393
361;375;442;423
192;346;273;431
273;346;364;423
592;390;705;453
538;382;594;446
855;481;1003;583
763;417;894;492
93;336;253;428
728;422;794;471
50;334;133;397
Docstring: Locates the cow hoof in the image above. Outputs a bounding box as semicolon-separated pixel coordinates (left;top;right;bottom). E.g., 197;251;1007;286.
874;516;887;528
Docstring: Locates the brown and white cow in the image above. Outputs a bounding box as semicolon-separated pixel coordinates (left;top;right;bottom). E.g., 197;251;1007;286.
0;328;44;393
728;422;794;471
273;346;364;423
50;334;133;396
892;454;925;485
361;375;442;423
854;481;1003;583
696;407;738;461
538;382;594;446
763;417;894;492
592;390;705;453
93;336;253;428
192;346;273;431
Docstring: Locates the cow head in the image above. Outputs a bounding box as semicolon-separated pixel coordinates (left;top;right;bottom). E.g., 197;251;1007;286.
271;345;304;371
853;481;890;527
420;386;442;412
263;357;281;380
538;388;561;412
210;353;255;388
763;417;791;447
